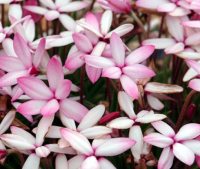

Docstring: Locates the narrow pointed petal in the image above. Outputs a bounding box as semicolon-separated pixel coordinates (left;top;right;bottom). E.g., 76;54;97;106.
142;38;176;49
144;133;173;148
145;82;183;94
18;77;53;100
152;121;175;137
136;113;166;123
14;33;32;68
147;94;164;110
61;128;93;155
183;140;200;156
0;110;15;135
110;33;125;67
95;138;135;156
17;100;46;115
125;45;155;65
102;67;121;79
107;117;134;129
59;1;89;12
23;19;35;42
136;0;168;10
1;134;35;150
47;56;64;91
120;75;139;99
81;156;100;169
101;10;112;35
118;91;136;118
36;115;54;146
41;99;59;116
0;56;25;72
22;154;40;169
73;33;93;53
85;55;115;68
158;147;174;169
60;99;88;123
176;51;200;60
173;143;195;166
55;80;71;99
98;158;116;169
165;42;185;54
59;113;76;130
85;65;102;84
80;126;112;139
33;38;46;68
59;14;76;31
10;126;35;145
175;123;200;141
122;65;155;79
78;105;105;131
55;154;68;169
129;126;143;162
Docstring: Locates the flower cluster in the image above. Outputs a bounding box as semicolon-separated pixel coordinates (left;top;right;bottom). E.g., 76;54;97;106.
0;0;200;169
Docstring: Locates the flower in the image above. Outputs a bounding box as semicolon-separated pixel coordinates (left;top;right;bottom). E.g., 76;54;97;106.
85;33;155;99
144;121;200;169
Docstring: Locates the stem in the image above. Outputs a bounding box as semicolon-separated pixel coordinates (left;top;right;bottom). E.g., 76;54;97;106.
131;11;146;34
1;5;4;27
106;79;112;105
175;90;197;131
80;67;85;104
158;15;165;38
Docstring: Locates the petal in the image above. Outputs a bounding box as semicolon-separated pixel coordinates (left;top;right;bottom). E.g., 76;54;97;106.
183;21;200;28
60;99;88;123
152;121;175;137
120;75;139;99
164;42;185;54
65;51;84;70
2;38;17;57
78;105;105;131
95;138;135;156
176;51;200;60
13;33;32;68
107;117;134;129
136;0;168;10
157;3;176;12
0;56;25;72
144;133;173;148
55;80;71;99
41;99;59;116
186;59;200;74
59;113;76;130
22;6;48;15
40;0;55;8
145;82;183;94
129;126;143;162
173;143;195;166
189;79;200;91
68;155;85;169
59;1;89;12
183;140;200;156
122;65;155;79
166;15;184;41
98;158;116;169
80;126;112;139
45;10;59;21
118;91;136;118
23;18;35;42
73;33;93;53
102;66;121;79
101;10;112;35
105;24;134;38
17;100;46;115
142;38;176;49
36;115;54;146
33;38;46;68
47;56;64;91
81;156;100;169
0;110;15;135
18;76;53;100
125;45;155;65
85;55;115;68
85;65;102;84
0;70;28;87
110;33;125;67
8;4;22;20
185;32;200;46
136;113;166;123
158;147;174;169
175;123;200;141
1;134;35;150
59;14;76;31
22;154;40;169
147;94;164;110
55;154;68;169
61;128;93;155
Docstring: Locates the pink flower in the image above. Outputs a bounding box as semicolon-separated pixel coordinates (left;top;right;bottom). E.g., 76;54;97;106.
85;33;155;99
24;0;90;31
61;127;135;169
107;91;166;161
17;56;88;122
97;0;132;14
144;121;200;169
